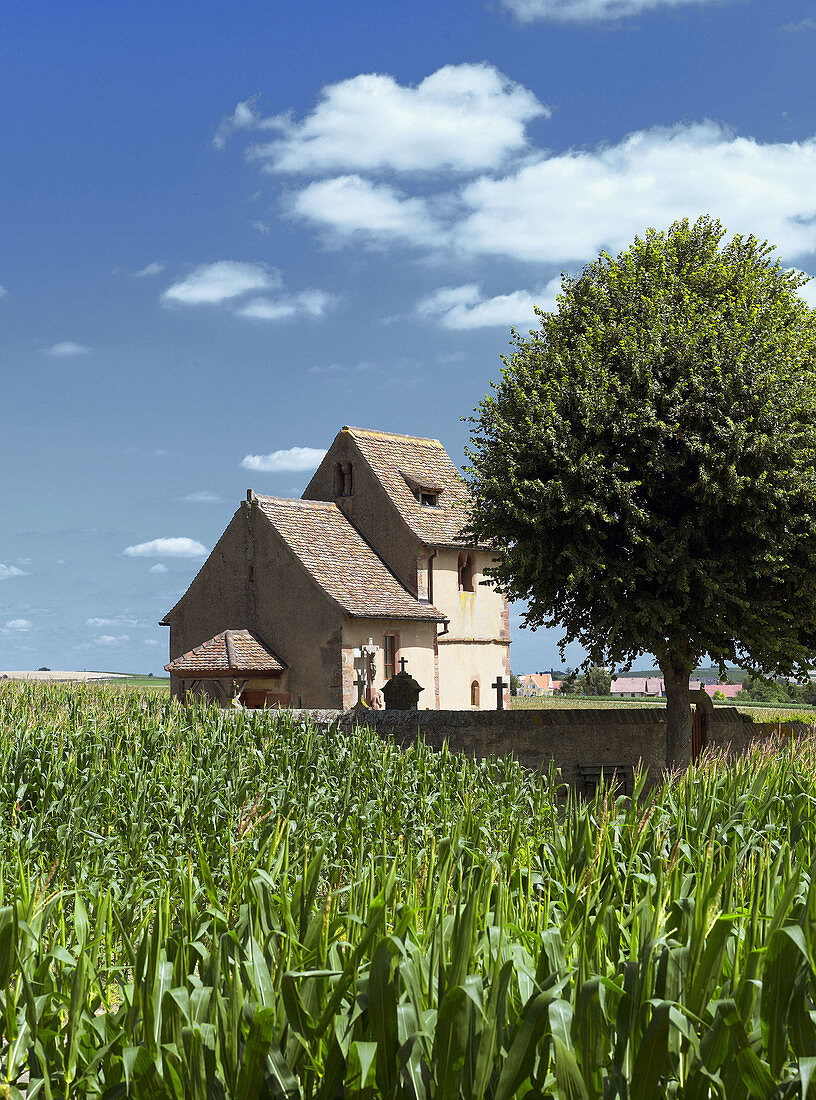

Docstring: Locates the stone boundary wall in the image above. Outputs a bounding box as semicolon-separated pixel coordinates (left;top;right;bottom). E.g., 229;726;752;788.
298;706;757;787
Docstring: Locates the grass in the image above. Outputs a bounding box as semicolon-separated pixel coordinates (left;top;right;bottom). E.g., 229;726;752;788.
1;680;816;1096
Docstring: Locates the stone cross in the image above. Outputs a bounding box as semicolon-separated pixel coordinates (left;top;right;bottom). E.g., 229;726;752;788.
492;675;508;711
354;673;366;704
398;657;408;673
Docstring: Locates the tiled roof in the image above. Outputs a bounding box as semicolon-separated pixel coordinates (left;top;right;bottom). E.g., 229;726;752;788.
256;496;444;621
610;677;665;694
165;629;286;675
344;427;472;547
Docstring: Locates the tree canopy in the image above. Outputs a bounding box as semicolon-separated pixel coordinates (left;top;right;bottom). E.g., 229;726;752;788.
464;217;816;762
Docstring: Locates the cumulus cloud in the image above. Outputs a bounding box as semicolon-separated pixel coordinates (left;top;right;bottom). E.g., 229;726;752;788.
283;122;816;269
143;638;160;646
244;64;546;174
123;537;209;559
241;447;327;473
453;123;816;264
5;619;31;630
180;490;224;504
291;176;439;245
0;564;27;581
236;289;337;321
132;261;166;277
162;261;280;305
44;341;91;358
148;563;169;574
499;0;727;21
0;284;7;298
94;634;130;646
417;279;561;329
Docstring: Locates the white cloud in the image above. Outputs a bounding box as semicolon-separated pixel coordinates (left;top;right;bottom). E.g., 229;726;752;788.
143;638;160;646
417;279;561;329
236;289;337;321
783;17;816;31
123;537;209;559
5;619;31;630
284;122;816;270
500;0;727;21
291;176;439;245
453;123;816;264
213;96;266;149
162;261;279;305
246;64;546;174
0;284;7;298
94;634;130;646
87;617;139;628
0;564;27;581
132;261;166;277
241;447;327;473
44;341;91;358
148;563;169;574
180;490;224;504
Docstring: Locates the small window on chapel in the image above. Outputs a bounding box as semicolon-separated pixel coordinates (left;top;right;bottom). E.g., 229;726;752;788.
471;681;480;707
458;552;475;593
334;461;353;497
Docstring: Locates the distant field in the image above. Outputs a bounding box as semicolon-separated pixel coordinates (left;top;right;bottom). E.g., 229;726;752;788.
96;674;170;692
510;694;816;724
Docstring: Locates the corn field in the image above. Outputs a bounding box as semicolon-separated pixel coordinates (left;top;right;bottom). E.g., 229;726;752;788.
1;682;815;1097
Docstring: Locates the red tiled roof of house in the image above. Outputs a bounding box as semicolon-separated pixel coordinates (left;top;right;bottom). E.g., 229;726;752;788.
256;495;445;621
344;427;472;547
165;629;286;675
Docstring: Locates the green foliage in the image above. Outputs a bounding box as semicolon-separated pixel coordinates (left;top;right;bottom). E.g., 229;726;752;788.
3;682;816;1094
509;672;520;696
464;217;816;684
559;670;581;694
580;665;612;696
712;689;726;701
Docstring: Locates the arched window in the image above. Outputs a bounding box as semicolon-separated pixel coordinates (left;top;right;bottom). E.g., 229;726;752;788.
458;552;475;592
334;461;353;497
471;680;480;707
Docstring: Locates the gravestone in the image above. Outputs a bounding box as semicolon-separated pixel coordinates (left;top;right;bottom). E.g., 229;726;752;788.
383;668;424;710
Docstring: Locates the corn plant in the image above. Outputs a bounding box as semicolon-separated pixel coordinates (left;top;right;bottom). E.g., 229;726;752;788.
2;681;816;1096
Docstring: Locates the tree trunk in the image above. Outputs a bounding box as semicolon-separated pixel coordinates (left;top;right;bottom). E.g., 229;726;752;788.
659;652;693;770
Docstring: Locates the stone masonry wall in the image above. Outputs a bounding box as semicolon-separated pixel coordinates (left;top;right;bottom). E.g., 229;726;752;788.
298;705;756;787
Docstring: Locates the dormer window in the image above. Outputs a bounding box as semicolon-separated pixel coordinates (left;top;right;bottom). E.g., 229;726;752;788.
403;472;442;508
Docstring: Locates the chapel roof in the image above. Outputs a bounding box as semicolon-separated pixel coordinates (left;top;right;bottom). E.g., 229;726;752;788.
342;427;472;547
165;629;286;676
256;495;445;621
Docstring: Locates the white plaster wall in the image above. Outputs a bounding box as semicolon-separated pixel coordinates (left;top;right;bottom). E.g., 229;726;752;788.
341;617;439;709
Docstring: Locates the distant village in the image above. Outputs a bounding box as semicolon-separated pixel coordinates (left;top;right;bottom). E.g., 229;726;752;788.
517;672;742;700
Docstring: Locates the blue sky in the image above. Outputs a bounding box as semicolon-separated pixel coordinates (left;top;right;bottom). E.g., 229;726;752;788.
2;0;815;676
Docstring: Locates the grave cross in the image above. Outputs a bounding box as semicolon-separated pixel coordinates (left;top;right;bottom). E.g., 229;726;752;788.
354;673;367;704
398;657;408;674
492;675;508;711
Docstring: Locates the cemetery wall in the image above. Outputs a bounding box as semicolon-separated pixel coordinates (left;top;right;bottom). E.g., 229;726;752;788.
299;706;757;787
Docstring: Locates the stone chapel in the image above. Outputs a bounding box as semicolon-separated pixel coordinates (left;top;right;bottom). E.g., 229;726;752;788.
161;426;510;709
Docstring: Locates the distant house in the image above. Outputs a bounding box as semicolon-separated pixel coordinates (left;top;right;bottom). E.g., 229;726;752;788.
519;673;555;697
610;676;665;697
700;683;742;700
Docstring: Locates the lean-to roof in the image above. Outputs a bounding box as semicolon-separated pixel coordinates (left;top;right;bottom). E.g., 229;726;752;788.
165;629;286;676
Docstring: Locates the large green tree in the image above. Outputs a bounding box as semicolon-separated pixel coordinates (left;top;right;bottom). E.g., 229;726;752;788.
464;218;816;765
